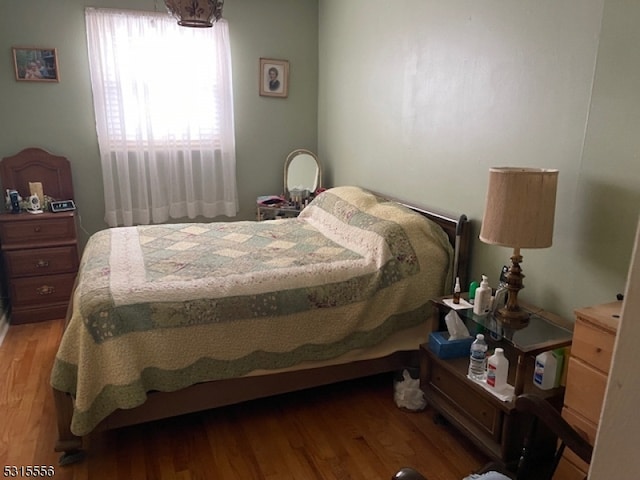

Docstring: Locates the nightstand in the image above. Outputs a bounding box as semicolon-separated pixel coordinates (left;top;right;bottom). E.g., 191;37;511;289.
0;212;79;324
0;147;78;324
420;295;573;466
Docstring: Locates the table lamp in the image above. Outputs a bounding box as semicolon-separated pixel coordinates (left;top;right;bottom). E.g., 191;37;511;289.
479;167;559;327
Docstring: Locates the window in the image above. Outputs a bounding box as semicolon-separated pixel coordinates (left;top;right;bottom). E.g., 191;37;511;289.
85;8;238;227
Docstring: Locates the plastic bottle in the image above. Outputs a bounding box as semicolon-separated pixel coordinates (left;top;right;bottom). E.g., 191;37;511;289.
453;277;461;304
486;348;509;391
533;351;560;390
473;275;492;316
468;334;488;381
468;280;480;304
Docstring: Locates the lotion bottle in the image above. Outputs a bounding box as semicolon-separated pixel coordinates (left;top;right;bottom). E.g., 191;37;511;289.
473;275;492;316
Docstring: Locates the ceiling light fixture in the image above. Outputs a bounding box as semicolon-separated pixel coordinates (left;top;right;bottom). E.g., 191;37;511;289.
165;0;224;28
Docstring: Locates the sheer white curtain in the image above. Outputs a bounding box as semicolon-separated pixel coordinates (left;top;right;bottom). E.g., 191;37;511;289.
85;8;238;227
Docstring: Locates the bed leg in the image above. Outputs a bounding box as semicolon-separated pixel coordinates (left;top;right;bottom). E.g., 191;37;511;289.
52;387;85;464
58;449;86;466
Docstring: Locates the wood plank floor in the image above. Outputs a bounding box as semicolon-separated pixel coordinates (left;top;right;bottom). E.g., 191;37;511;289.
0;319;488;480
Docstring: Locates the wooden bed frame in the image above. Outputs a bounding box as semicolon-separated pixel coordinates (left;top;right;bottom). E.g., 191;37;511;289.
52;192;472;464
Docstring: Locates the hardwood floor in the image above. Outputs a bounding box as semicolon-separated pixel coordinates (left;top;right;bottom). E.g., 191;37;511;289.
0;319;488;480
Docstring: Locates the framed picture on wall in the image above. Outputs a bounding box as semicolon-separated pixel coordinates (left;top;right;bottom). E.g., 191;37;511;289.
259;58;289;98
12;47;60;82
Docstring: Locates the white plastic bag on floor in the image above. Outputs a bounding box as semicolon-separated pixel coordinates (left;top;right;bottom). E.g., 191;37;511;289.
393;369;426;411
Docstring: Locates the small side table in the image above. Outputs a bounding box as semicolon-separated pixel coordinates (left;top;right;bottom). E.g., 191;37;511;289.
420;294;574;464
256;200;301;221
0;211;79;324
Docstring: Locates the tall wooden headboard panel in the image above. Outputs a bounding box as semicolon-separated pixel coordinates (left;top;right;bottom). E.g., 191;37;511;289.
0;147;74;202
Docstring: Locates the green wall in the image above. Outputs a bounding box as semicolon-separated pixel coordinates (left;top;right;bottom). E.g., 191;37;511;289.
0;0;319;248
318;0;640;320
2;0;639;321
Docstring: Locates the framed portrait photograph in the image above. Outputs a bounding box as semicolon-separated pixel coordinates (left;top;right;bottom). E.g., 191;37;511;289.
12;47;59;82
259;58;289;98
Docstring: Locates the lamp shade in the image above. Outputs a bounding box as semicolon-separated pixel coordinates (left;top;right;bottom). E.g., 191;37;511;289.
165;0;224;28
479;167;558;249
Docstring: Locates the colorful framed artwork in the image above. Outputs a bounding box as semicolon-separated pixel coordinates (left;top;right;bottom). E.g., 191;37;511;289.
259;58;289;98
12;47;60;82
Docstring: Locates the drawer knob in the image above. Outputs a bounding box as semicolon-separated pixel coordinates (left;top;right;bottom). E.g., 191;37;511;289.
35;259;50;268
37;285;56;295
33;225;42;233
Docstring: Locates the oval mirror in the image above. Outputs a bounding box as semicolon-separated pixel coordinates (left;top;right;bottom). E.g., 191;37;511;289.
284;149;322;201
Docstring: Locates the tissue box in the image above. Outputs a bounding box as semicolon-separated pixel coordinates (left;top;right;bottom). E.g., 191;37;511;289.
428;331;474;359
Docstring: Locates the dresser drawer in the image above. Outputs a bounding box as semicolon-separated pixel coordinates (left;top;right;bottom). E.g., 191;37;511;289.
564;357;607;423
554;455;588;480
0;214;76;248
561;407;596;472
9;273;76;307
429;362;502;439
570;319;616;374
4;245;79;278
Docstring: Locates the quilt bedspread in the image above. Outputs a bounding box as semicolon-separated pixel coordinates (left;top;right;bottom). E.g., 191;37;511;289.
51;186;453;436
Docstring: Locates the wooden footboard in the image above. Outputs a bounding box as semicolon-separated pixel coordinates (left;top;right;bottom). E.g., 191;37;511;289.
100;350;416;431
53;350;417;457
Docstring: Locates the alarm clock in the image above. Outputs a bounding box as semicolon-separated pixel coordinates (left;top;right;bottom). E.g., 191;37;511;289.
50;200;76;213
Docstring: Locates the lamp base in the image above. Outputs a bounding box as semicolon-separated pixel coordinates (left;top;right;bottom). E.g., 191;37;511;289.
497;247;530;329
495;305;530;329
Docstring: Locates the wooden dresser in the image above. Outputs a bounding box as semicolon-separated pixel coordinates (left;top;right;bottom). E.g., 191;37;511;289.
554;301;621;480
0;148;78;324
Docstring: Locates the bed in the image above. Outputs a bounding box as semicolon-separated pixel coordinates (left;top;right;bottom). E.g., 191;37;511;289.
51;185;471;462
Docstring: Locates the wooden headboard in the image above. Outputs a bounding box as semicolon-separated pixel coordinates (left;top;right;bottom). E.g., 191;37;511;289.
1;147;74;202
374;189;472;294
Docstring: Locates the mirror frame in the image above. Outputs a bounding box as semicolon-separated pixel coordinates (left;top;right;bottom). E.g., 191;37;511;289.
283;149;322;201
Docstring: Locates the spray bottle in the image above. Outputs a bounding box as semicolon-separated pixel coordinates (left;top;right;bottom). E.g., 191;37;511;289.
453;277;461;304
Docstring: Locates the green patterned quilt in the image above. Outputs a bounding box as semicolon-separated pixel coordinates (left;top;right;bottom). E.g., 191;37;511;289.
51;186;453;436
